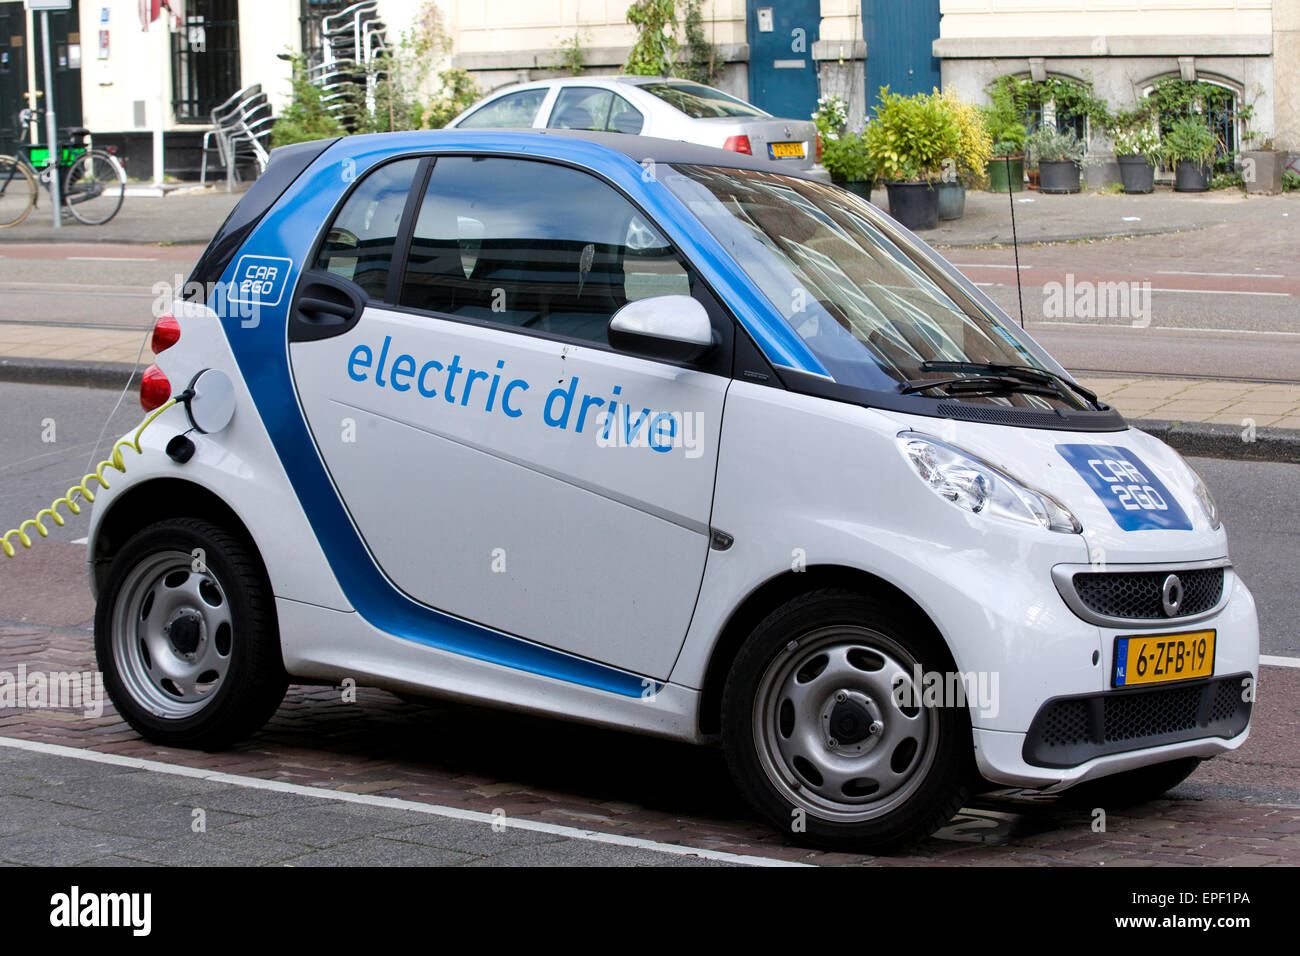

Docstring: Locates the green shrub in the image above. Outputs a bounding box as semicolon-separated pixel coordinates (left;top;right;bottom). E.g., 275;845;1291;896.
1161;116;1218;165
981;80;1027;157
271;55;344;148
864;87;961;183
1026;127;1086;167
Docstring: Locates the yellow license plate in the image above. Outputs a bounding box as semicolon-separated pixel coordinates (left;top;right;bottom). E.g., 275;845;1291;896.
769;141;805;159
1114;631;1215;687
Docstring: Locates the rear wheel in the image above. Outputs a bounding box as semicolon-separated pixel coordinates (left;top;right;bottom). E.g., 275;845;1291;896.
722;589;970;852
94;518;286;749
64;149;125;225
0;155;37;228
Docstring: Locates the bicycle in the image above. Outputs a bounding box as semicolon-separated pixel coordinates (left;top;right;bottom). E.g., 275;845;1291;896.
0;109;126;228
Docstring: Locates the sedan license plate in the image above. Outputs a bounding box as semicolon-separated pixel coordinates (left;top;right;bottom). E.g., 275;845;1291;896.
1113;631;1215;687
769;141;805;159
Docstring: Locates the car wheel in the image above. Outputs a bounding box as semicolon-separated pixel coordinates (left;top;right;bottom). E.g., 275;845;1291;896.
722;589;971;853
1057;757;1202;810
94;517;287;749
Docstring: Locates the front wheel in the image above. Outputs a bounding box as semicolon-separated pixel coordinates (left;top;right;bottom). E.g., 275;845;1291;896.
94;518;287;749
722;589;971;852
64;149;125;225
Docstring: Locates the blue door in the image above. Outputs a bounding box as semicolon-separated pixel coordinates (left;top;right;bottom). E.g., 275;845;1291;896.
746;0;820;119
863;0;941;100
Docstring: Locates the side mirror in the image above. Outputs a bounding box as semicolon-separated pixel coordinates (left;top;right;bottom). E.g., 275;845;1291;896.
608;294;715;362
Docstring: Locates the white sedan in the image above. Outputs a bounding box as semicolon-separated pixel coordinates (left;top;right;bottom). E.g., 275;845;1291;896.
446;75;821;173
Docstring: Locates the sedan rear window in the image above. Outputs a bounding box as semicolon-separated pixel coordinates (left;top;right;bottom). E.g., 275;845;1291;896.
639;82;767;119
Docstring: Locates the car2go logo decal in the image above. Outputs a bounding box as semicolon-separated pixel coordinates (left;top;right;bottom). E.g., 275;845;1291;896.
228;255;293;307
1055;444;1193;532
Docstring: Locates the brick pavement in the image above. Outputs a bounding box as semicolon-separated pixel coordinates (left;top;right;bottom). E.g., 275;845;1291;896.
1;617;1296;866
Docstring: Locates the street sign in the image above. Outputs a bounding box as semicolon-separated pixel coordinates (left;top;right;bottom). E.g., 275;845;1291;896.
23;1;74;12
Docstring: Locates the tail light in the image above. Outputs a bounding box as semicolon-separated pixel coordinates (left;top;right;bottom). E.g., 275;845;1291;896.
723;135;752;156
152;313;180;354
816;133;823;163
140;365;171;411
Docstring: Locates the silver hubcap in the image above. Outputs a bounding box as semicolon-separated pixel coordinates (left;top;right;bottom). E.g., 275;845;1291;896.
753;626;938;822
111;550;233;718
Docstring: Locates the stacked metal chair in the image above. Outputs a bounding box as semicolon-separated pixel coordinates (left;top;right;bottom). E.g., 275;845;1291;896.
312;1;389;130
199;84;274;191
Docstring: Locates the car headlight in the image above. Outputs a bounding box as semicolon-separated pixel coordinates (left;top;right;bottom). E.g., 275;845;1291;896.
898;433;1081;534
1187;465;1222;531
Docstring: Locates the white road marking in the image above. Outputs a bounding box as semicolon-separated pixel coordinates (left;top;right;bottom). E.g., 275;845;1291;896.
1158;270;1285;279
1033;321;1300;337
1149;288;1290;297
1262;655;1300;669
68;256;159;262
952;263;1034;270
0;736;806;867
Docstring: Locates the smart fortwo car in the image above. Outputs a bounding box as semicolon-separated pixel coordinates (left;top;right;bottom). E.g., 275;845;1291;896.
87;130;1258;852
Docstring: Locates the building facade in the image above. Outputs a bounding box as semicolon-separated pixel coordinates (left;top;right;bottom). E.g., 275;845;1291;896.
0;0;1292;180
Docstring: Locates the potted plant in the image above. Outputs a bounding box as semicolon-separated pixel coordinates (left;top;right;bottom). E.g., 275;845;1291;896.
863;87;960;231
1242;134;1286;195
981;81;1027;193
937;86;992;220
813;95;875;200
1109;111;1160;193
1026;127;1086;193
1161;116;1218;192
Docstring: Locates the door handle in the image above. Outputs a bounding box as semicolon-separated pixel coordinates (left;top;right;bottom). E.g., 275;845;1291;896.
289;271;367;343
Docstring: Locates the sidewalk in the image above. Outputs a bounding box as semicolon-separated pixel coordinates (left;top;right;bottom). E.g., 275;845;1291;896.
1;174;1295;249
0;740;732;867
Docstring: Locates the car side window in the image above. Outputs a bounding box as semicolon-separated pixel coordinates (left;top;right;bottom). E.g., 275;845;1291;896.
548;88;644;135
607;96;644;134
457;89;546;129
400;156;694;346
313;158;420;301
549;87;613;131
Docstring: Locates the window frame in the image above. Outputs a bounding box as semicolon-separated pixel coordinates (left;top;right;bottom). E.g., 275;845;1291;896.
299;150;738;377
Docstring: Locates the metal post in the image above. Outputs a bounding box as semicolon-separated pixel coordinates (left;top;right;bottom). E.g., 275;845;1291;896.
40;10;60;228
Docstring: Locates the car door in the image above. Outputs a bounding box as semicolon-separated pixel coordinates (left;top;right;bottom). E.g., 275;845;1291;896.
287;154;730;678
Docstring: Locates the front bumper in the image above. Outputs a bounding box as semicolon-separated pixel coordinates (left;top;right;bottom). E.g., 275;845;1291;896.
969;569;1259;790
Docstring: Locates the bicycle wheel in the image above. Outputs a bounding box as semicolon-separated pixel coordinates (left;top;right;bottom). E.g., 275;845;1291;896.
0;155;38;228
64;149;125;225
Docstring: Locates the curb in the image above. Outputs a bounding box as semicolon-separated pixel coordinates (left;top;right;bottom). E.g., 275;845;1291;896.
1;359;1296;464
0;357;140;391
1129;418;1300;466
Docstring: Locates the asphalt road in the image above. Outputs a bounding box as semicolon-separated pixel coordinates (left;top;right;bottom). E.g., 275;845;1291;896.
0;218;1298;383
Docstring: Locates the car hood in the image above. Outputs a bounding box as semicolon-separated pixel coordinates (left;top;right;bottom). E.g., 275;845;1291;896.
880;410;1228;566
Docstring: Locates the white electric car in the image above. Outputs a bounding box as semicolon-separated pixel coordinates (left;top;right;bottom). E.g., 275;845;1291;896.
87;130;1258;852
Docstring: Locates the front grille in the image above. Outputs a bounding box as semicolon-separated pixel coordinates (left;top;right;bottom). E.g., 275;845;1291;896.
1073;567;1224;621
1023;673;1251;768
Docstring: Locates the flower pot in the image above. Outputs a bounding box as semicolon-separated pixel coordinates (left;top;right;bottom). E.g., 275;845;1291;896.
1243;149;1285;195
1038;160;1081;194
1117;155;1155;194
843;180;873;203
1174;160;1211;192
936;181;966;220
884;181;939;231
987;156;1024;193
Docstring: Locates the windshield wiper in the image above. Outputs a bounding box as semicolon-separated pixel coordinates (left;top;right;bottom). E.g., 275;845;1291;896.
916;360;1101;407
899;375;1064;400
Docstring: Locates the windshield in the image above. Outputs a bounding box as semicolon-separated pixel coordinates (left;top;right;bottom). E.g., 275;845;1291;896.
639;82;769;119
664;165;1084;410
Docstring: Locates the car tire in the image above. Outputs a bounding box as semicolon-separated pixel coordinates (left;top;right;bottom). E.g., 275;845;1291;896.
94;517;287;749
721;588;970;852
1057;757;1202;810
